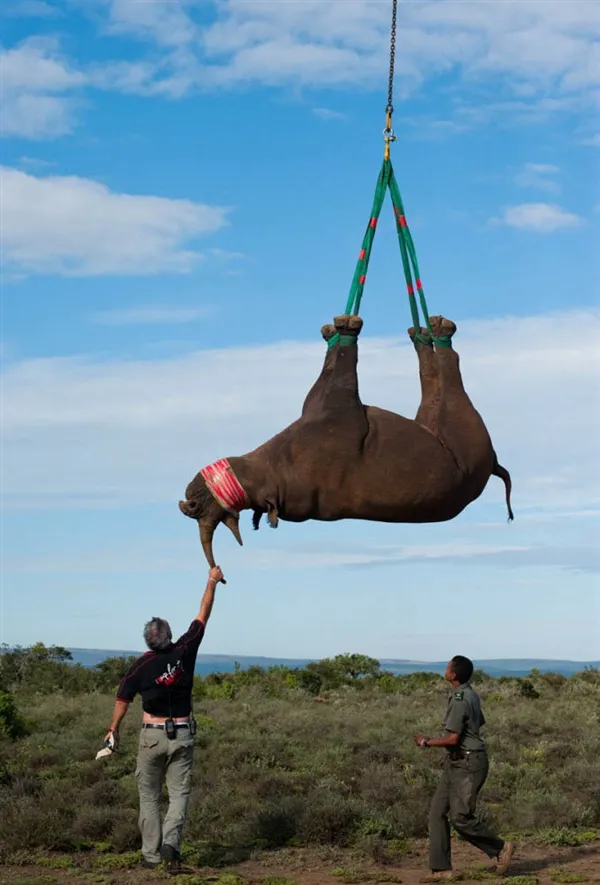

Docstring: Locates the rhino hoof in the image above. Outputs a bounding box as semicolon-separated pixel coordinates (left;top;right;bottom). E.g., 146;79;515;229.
333;315;363;335
321;324;337;342
429;316;457;339
408;326;432;346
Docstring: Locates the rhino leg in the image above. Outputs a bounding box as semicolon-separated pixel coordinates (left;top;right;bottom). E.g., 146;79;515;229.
428;318;514;519
427;315;492;472
408;326;442;435
428;316;465;406
301;323;337;417
302;315;368;434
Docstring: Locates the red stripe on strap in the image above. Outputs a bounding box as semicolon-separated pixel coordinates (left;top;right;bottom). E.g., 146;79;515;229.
218;471;243;510
201;464;236;510
359;249;366;260
416;279;423;290
218;473;239;508
211;478;241;511
397;214;407;227
407;284;415;295
369;217;377;229
200;458;248;513
359;275;366;285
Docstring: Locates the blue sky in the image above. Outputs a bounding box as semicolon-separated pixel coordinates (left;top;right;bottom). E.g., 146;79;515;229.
1;0;599;662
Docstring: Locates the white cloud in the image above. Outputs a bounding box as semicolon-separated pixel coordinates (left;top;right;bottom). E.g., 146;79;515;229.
208;248;245;262
0;540;526;575
92;306;213;326
2;309;599;524
4;1;600;138
1;166;230;276
104;0;199;48
10;538;599;577
243;541;600;575
514;163;561;193
582;133;600;147
408;118;468;140
493;203;583;233
210;1;594;99
0;37;85;138
312;108;346;121
452;95;596;130
526;164;561;174
3;1;61;19
17;156;56;169
193;0;600;100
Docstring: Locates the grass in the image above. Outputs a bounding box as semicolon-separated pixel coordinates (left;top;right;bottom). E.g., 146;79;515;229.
11;879;60;885
0;670;598;862
260;877;300;885
90;852;142;870
501;878;538;885
534;831;598;848
329;869;403;882
548;872;590;884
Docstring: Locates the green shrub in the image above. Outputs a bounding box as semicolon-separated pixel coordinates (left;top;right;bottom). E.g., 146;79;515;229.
0;646;598;858
0;688;28;739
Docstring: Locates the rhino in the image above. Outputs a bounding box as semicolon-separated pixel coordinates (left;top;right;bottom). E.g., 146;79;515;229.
179;314;513;572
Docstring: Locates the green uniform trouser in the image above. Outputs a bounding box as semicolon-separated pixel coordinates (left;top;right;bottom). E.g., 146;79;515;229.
428;750;505;871
135;727;195;864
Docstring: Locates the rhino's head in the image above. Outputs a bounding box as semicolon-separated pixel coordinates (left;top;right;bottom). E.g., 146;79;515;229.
179;473;243;568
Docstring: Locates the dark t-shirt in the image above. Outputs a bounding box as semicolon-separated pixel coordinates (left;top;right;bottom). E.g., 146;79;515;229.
117;619;205;717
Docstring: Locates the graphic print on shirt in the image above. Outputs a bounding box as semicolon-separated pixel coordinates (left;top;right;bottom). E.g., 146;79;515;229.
155;659;184;687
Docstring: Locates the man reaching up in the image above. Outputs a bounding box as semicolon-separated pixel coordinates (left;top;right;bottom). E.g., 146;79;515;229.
104;566;224;871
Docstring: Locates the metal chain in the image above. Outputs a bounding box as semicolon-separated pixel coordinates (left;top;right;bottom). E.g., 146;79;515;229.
386;0;397;115
383;0;398;157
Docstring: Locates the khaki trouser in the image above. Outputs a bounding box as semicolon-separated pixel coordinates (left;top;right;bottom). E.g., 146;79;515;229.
135;726;195;864
428;751;504;871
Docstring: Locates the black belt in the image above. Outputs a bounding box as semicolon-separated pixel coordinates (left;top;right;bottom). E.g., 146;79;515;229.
142;722;190;730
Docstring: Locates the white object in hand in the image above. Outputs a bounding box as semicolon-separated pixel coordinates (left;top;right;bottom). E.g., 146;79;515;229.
95;746;113;759
95;731;116;760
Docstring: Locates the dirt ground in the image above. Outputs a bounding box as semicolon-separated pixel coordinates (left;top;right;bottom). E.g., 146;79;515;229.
2;839;599;885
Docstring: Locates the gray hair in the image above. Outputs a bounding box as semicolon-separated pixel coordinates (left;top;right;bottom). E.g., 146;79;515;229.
143;617;173;651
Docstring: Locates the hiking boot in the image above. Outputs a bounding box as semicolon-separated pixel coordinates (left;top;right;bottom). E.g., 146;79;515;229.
161;843;181;873
496;841;516;876
141;858;160;869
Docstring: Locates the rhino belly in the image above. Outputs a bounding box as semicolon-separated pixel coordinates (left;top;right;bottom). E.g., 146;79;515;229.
278;407;469;523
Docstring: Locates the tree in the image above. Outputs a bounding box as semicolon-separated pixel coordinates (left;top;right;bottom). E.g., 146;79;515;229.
94;656;137;689
30;642;73;662
333;653;382;680
305;654;382;690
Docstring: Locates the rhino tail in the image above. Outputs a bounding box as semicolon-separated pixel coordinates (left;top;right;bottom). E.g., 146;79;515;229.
492;453;514;522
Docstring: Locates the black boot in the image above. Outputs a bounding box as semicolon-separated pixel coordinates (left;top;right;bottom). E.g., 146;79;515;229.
161;843;181;874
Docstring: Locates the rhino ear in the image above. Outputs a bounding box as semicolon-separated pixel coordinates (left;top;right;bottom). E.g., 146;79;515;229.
223;512;243;546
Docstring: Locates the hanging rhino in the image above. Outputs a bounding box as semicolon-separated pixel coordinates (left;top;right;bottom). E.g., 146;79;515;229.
179;314;513;570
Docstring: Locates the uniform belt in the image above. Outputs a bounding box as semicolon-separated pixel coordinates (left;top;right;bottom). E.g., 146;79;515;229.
142;722;190;730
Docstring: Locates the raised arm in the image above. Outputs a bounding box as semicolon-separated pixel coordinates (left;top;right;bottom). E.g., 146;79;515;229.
196;565;224;625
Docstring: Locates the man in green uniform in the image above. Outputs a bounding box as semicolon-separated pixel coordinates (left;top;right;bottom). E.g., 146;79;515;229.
415;655;515;880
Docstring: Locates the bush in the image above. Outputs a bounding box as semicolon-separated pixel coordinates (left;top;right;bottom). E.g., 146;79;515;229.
0;689;28;739
0;645;598;857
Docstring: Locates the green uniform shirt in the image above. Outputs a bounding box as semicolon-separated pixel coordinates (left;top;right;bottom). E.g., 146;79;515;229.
442;682;486;751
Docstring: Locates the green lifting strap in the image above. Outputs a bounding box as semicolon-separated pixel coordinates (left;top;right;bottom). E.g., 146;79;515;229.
328;158;452;350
